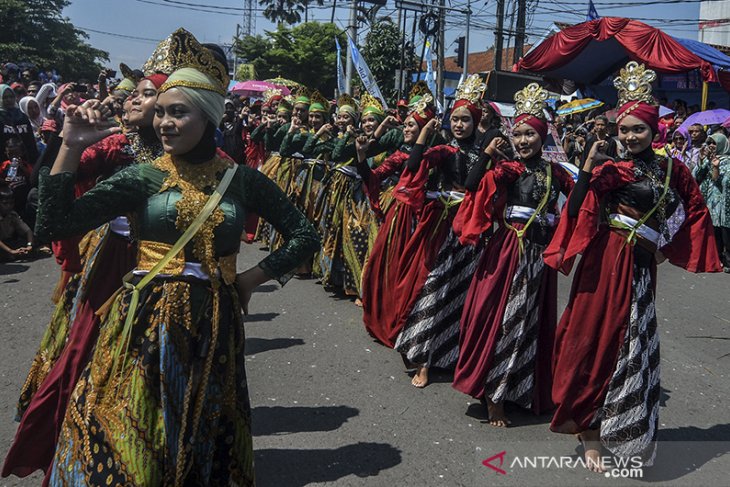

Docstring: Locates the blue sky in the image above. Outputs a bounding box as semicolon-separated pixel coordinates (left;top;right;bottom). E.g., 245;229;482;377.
64;0;701;73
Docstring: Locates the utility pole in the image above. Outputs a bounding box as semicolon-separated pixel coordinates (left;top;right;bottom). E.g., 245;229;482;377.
463;0;471;77
437;0;445;106
514;0;526;64
345;0;358;94
494;0;505;71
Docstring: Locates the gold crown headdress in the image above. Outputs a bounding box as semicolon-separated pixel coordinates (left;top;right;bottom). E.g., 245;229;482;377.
413;93;434;119
337;93;358;110
145;28;229;94
514;83;548;120
293;86;311;105
119;63;141;83
309;90;330;113
455;74;486;104
360;92;384;115
408;81;432;105
263;87;283;103
613;61;657;106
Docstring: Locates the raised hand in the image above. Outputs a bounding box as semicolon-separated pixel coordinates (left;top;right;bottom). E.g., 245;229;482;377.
61;100;122;151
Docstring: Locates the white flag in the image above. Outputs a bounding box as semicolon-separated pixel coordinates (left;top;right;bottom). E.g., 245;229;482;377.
335;37;346;95
348;35;388;109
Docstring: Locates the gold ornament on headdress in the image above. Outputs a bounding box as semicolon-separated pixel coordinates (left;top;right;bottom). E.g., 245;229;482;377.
263;87;283;103
514;83;548;120
360;92;383;113
293;86;311;103
309;90;330;112
408;81;431;102
119;63;140;83
142;28;229;93
455;74;486;104
614;61;657;107
413;93;434;118
337;93;357;110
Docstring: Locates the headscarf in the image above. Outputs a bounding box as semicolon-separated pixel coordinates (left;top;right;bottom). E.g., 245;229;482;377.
709;133;730;160
617;101;659;133
513;113;548;142
452;99;482;128
19;96;44;131
143;73;168;90
34;83;56;118
160;67;225;125
0;84;16;112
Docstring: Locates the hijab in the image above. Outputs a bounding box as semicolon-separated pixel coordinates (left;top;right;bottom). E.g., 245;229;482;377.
19;96;45;132
709;133;730;161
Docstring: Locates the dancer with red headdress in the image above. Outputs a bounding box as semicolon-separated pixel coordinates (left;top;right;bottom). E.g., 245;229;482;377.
358;83;440;347
452;83;574;427
544;62;721;471
393;74;489;388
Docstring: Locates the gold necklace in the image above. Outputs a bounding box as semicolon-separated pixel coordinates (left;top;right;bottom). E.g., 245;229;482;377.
153;153;233;282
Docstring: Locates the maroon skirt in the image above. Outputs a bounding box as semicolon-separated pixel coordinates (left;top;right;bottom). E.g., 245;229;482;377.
3;231;136;479
550;227;655;433
362;201;418;347
452;224;556;414
391;198;456;339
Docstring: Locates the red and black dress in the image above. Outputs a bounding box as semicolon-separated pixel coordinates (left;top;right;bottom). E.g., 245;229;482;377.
358;148;414;347
452;158;574;415
544;150;721;464
393;137;487;369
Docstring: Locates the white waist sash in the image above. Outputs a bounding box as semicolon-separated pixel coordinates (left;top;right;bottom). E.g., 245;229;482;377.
335;165;361;179
132;262;214;281
109;216;131;237
609;213;660;244
506;205;557;227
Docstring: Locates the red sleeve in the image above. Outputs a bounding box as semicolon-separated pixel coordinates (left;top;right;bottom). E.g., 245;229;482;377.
75;134;133;197
394;145;457;210
51;236;83;273
544;161;635;274
662;159;722;272
551;162;575;198
453;161;523;245
363;151;407;217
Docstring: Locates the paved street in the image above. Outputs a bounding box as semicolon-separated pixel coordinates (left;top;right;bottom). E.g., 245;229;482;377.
1;245;728;486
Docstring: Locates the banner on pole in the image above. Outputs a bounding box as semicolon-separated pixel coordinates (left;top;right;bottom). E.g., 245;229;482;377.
348;35;389;109
424;41;443;113
335;37;347;95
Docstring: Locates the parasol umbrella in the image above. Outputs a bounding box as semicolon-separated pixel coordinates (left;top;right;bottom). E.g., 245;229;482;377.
679;109;730;131
264;76;302;89
230;80;290;97
722;116;730;130
556;98;604;116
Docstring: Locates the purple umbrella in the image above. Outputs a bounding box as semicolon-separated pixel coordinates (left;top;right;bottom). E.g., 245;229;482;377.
230;80;290;98
679;109;730;131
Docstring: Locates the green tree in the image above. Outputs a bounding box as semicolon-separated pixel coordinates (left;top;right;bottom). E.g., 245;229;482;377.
0;0;108;80
361;20;416;103
258;0;324;25
234;22;345;96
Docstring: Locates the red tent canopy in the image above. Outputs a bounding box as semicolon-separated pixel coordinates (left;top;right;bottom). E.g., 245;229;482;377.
515;17;717;84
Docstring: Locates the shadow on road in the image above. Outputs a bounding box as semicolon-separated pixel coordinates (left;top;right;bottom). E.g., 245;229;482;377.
640;423;730;482
243;312;280;323
252;405;359;436
254;284;279;293
254;442;402;487
245;337;304;355
0;263;29;276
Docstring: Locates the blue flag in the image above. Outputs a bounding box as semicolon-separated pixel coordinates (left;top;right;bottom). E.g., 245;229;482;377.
335;37;346;95
424;41;443;114
586;0;599;21
348;35;388;109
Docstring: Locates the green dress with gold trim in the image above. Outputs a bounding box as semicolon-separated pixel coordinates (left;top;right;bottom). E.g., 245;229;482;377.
36;155;319;486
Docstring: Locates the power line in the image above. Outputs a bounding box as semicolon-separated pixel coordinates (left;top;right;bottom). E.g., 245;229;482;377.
78;26;163;43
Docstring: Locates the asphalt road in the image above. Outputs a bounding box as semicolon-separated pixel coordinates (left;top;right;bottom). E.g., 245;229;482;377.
1;245;728;487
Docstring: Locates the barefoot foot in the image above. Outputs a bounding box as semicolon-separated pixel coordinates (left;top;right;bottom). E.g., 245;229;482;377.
486;399;511;427
578;430;605;473
411;365;429;388
354;297;363;307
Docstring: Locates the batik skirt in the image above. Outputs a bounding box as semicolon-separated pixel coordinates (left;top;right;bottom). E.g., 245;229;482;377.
551;227;660;465
255;152;282;247
47;276;254;486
